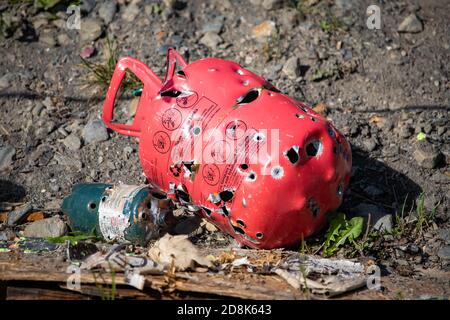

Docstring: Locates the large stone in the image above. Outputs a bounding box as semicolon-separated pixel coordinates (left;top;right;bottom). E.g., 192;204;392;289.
80;18;103;42
63;134;82;151
82;119;109;144
437;245;450;260
122;3;140;22
398;14;423;33
23;216;67;238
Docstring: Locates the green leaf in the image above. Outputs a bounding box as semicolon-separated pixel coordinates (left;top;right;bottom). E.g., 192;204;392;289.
323;214;364;256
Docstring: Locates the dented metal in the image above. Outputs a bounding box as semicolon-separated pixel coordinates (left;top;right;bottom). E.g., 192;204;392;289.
101;48;352;249
61;183;175;245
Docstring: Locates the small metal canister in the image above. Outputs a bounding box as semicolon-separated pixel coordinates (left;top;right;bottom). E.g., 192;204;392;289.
62;183;175;245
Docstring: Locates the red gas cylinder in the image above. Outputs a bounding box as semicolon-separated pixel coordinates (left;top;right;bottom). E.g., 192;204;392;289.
102;48;352;249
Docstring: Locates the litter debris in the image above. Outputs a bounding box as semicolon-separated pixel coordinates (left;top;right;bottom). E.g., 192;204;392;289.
101;48;352;249
62;183;176;246
148;234;213;271
6;203;33;226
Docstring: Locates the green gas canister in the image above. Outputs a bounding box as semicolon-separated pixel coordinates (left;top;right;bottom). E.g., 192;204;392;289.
61;183;176;245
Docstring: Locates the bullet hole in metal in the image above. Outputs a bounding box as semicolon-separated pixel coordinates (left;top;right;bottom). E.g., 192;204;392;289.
256;232;264;239
88;202;97;210
233;225;245;235
192;126;201;135
300;106;309;113
202;206;212;216
208;193;221;204
308;198;320;217
160;89;182;97
246;171;257;182
240;163;249;170
236;219;246;228
242;198;247;208
306;140;323;157
253;132;265;142
310;117;318;122
236;69;244;75
285;146;300;164
141;211;147;220
271;166;284;180
219;190;234;202
146;202;152;209
176;189;190;203
262;81;280;92
337;184;344;197
151;191;167;199
177;70;186;77
219;206;230;216
327;126;335;138
242;80;250;86
295;113;305;119
236;88;260;104
101;196;107;202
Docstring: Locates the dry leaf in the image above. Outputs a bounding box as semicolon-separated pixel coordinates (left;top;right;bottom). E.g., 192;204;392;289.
312;103;328;116
148;234;212;271
26;212;45;222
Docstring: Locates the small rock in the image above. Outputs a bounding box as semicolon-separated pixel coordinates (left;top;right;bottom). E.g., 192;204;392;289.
23;215;68;238
0;144;16;170
81;0;96;14
398;14;423;33
80;45;96;58
57;33;71;46
199;31;223;50
63;134;82;151
0;74;13;89
0;229;16;241
7;203;33;226
437;245;450;260
438;229;450;244
80;18;103;42
32;102;45;117
373;214;393;233
399;123;413;138
282;56;300;79
363;138;378;152
98;1;117;25
251;20;276;41
82;119;109;144
204;221;218;232
39;33;56;47
122;3;140;22
202;20;224;34
413;141;444;169
262;0;284;10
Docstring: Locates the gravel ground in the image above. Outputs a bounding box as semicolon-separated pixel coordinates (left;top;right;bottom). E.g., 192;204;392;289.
0;0;449;298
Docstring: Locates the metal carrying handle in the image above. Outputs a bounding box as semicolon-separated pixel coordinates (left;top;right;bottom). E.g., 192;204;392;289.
102;57;162;137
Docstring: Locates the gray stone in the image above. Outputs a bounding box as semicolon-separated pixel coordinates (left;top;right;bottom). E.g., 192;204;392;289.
202;21;224;34
81;0;96;14
57;33;71;46
23;216;67;238
63;134;82;151
282;57;300;79
98;1;117;25
262;0;284;10
0;144;15;170
200;32;223;50
363;138;378;152
437;245;450;260
32;102;45;117
122;3;140;22
353;203;388;231
54;153;83;170
413;141;443;169
82;119;109;144
399;123;413;138
0;229;16;241
7;203;33;226
398;14;423;33
438;229;450;245
39;33;56;47
0;74;13;89
80;18;103;42
373;214;393;233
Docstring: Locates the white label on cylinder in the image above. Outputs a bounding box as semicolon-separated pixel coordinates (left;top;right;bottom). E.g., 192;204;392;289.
98;184;146;241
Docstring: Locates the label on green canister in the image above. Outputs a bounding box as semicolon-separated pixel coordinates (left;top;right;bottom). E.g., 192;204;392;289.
98;185;147;241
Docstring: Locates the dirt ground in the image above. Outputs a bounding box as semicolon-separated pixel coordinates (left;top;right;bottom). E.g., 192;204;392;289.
0;0;449;299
